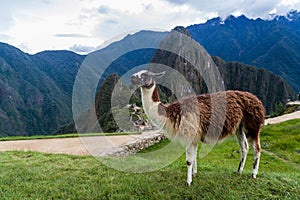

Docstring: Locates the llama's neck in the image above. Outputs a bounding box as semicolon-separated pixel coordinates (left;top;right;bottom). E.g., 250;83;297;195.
141;84;166;129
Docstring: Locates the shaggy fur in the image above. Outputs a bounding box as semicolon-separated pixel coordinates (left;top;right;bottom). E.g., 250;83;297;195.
157;90;265;143
131;70;265;186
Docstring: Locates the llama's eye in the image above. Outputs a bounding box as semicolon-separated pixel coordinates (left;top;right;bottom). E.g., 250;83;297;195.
141;74;147;81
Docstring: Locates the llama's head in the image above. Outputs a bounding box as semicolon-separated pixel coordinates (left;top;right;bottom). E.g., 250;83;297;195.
131;70;165;88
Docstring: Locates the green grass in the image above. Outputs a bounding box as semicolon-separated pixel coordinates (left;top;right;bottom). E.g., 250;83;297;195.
0;120;299;199
0;132;140;141
261;119;300;165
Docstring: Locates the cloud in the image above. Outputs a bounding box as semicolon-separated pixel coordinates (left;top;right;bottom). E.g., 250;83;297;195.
55;33;92;38
91;0;207;39
103;19;118;25
98;5;110;14
1;0;300;54
0;33;11;41
0;0;53;32
90;0;300;43
69;44;97;54
87;0;300;52
162;0;300;19
0;4;15;31
17;43;32;53
164;0;188;4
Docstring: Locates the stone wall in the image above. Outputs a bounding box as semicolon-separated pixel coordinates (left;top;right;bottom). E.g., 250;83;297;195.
108;131;166;157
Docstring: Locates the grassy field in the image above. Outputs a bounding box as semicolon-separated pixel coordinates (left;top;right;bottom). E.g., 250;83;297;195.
0;120;299;199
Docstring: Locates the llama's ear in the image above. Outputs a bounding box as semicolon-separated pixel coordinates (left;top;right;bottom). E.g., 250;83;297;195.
152;71;165;79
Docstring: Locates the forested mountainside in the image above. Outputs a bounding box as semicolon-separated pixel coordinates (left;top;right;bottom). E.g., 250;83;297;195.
0;31;164;136
31;50;85;99
212;56;296;113
0;43;79;136
187;11;300;91
150;28;296;115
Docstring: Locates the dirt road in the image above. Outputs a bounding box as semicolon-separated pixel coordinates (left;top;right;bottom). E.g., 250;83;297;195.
264;111;300;125
0;131;161;156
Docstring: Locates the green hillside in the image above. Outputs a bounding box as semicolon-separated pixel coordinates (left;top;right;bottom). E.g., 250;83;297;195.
0;43;73;136
0;119;299;199
31;50;85;99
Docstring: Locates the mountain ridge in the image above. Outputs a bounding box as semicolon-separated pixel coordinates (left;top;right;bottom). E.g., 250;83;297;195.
187;11;300;91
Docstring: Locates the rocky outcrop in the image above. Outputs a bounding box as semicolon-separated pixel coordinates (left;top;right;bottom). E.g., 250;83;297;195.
105;131;166;157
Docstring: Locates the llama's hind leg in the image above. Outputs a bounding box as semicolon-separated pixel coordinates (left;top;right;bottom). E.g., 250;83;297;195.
250;136;261;178
186;143;198;186
236;124;249;174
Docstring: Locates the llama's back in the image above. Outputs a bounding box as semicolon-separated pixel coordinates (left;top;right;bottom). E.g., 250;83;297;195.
197;90;265;142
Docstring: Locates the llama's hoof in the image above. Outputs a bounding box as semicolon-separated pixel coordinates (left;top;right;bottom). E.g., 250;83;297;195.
185;182;191;187
251;174;257;179
192;173;197;177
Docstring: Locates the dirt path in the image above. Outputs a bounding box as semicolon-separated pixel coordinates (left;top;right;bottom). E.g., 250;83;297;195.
1;111;299;156
264;111;300;125
0;131;161;156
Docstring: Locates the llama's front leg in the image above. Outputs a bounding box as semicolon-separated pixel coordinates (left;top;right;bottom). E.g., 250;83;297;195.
186;144;198;186
192;144;198;177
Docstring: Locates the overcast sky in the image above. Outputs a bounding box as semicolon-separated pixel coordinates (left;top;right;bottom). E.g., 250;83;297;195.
0;0;299;54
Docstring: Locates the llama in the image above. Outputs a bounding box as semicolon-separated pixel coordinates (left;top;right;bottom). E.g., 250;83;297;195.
131;70;265;186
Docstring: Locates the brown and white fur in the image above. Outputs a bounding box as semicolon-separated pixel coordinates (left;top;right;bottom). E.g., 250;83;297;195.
131;70;265;186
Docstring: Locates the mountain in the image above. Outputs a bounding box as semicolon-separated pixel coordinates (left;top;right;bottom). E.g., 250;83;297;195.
212;56;296;113
0;43;78;136
149;28;296;115
187;11;300;91
95;74;121;132
90;30;168;83
31;50;85;99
